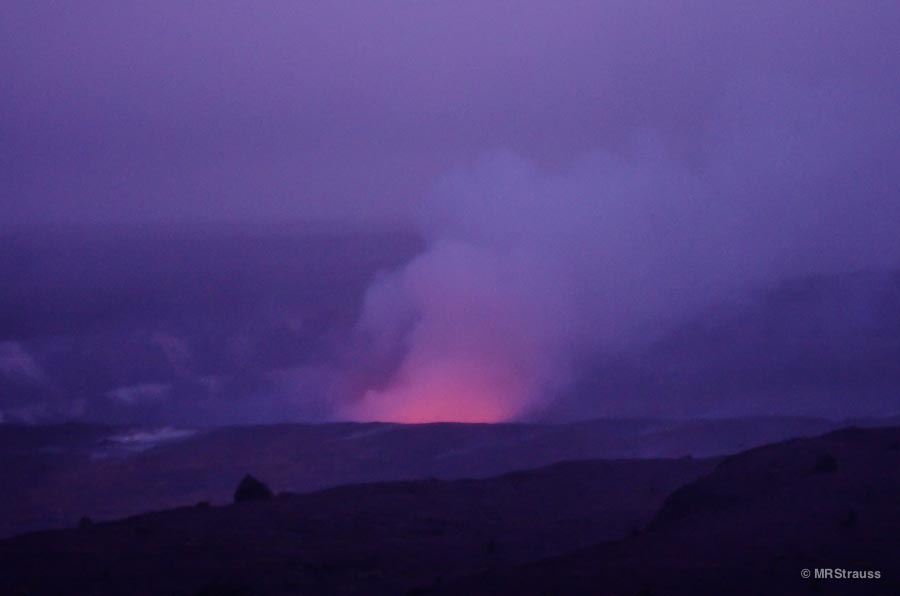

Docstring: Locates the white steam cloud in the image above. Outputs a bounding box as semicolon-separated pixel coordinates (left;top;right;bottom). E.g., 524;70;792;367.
344;78;900;422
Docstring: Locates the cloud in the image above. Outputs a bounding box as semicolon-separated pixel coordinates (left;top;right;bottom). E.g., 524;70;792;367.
0;341;47;384
101;427;196;454
344;84;900;422
106;383;171;406
3;1;900;424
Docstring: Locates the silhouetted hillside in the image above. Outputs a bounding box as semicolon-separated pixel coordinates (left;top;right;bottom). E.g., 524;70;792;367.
0;416;871;537
443;426;900;595
0;457;713;595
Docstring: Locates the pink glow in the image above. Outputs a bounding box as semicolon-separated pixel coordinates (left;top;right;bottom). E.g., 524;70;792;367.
343;240;572;424
345;358;530;423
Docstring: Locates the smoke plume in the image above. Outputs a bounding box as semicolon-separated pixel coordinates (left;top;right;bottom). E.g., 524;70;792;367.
345;79;900;422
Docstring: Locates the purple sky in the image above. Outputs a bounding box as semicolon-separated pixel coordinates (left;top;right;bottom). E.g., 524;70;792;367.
3;2;900;423
4;1;899;226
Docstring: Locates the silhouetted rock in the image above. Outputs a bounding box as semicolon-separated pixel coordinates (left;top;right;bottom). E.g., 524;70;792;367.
77;516;93;529
233;474;273;503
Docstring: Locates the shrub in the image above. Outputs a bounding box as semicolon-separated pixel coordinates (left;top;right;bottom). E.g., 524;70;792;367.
234;474;274;503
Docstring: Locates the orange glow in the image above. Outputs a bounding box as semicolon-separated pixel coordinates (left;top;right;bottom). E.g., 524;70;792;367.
345;361;527;423
351;389;511;423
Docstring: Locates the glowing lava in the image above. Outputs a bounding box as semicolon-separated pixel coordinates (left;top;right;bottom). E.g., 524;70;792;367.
345;241;566;424
345;359;528;423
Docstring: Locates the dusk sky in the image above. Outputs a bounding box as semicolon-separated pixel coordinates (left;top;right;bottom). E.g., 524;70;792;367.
5;7;900;592
3;1;900;424
4;1;898;225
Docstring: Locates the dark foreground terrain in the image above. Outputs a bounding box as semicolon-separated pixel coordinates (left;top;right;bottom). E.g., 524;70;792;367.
443;426;900;596
1;427;898;595
0;457;713;595
0;416;871;537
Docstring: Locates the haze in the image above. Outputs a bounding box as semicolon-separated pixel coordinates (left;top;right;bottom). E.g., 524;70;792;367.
2;1;900;424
